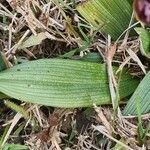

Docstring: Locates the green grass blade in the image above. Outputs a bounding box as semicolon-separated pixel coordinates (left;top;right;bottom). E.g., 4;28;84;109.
4;100;29;119
0;59;139;107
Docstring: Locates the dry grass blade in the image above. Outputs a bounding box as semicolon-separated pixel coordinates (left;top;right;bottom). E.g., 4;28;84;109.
92;125;134;150
18;32;47;49
127;48;146;74
1;113;22;147
94;105;113;135
106;37;118;112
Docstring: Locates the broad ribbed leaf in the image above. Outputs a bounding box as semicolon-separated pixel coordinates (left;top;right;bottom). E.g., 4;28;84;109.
0;59;139;107
0;52;9;99
77;0;133;40
123;71;150;115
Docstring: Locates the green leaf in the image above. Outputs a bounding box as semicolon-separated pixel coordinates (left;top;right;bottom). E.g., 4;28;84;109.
59;49;77;58
0;52;9;99
0;52;8;72
0;125;9;148
18;32;47;49
80;52;103;63
123;71;150;115
0;59;139;107
135;27;150;58
59;41;90;59
3;144;28;150
0;92;8;99
4;100;29;119
77;0;133;40
111;138;128;150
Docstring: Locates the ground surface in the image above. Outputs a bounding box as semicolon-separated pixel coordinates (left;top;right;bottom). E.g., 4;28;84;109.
0;0;149;150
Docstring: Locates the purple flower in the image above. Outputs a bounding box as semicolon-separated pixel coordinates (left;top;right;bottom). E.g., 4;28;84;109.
134;0;150;25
